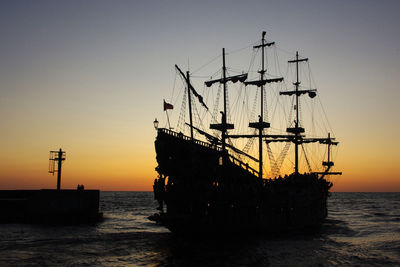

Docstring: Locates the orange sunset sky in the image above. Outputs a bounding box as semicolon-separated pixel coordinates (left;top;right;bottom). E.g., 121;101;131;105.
1;1;399;192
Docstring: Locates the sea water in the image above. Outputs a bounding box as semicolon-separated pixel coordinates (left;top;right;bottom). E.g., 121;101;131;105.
0;192;399;266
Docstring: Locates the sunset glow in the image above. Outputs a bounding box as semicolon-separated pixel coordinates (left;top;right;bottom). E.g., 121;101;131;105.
1;1;399;192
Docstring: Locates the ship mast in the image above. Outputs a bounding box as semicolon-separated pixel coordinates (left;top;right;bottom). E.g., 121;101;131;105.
286;51;308;174
175;64;209;141
186;71;194;140
207;48;244;157
172;34;340;178
227;39;339;177
221;48;228;152
317;132;342;176
244;32;283;179
256;32;270;179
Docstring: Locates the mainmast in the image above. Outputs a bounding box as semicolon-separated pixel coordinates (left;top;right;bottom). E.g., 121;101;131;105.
244;32;283;179
291;52;307;173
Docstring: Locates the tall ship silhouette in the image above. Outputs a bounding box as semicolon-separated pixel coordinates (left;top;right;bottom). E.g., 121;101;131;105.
151;32;341;234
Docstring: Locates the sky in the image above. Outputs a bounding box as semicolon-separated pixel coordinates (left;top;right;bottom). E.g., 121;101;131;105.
0;0;399;191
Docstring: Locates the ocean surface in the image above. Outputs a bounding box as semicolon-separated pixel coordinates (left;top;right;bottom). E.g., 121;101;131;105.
0;192;399;266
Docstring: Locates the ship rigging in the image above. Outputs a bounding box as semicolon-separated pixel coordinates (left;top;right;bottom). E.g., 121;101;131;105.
151;32;341;234
165;32;340;178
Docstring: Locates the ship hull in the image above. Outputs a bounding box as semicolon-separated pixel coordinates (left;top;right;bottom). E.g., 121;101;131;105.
152;129;331;234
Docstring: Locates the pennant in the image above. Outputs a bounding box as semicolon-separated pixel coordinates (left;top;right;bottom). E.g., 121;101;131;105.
163;100;173;111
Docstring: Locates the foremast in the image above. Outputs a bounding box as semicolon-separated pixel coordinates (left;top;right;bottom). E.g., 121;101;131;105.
206;48;247;162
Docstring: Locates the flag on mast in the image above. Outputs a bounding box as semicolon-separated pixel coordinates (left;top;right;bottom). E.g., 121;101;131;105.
163;100;173;129
163;100;173;111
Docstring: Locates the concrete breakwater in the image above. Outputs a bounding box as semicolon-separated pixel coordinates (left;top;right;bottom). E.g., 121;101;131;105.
0;189;102;224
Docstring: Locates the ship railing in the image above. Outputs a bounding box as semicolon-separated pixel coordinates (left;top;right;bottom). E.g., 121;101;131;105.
228;155;259;177
159;128;258;175
158;128;222;151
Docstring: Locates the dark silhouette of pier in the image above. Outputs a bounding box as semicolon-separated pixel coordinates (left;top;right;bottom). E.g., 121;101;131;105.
0;148;102;224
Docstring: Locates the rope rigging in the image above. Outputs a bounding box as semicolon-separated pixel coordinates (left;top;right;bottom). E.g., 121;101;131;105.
266;141;291;177
177;85;187;133
160;35;339;178
301;143;313;173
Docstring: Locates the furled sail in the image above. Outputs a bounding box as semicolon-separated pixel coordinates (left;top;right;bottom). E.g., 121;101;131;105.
175;64;209;110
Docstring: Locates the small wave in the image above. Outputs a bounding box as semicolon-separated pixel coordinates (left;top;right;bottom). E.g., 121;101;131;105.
2;192;400;266
391;216;400;222
321;219;358;237
374;212;388;217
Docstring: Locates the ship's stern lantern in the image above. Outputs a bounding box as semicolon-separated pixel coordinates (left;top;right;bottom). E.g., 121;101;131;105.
153;118;159;130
